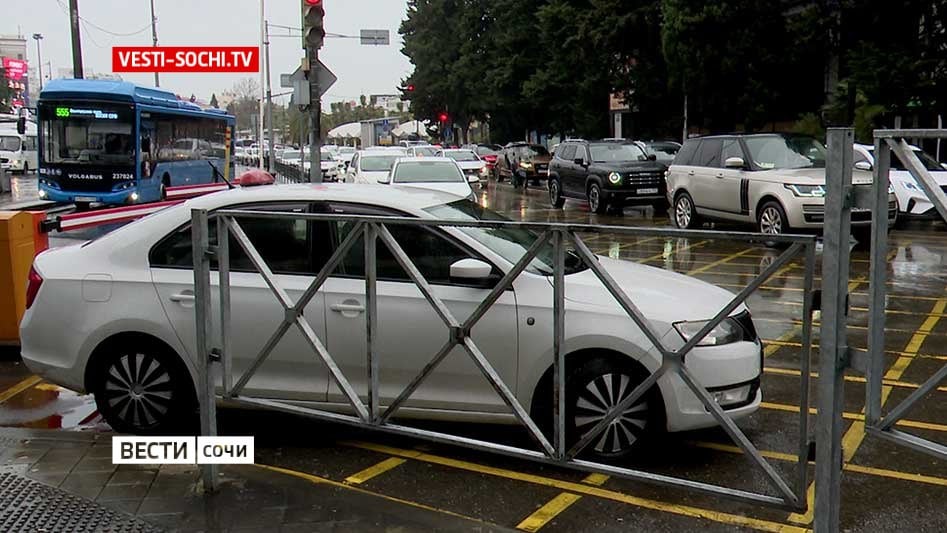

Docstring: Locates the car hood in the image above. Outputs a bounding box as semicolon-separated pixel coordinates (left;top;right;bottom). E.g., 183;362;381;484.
590;161;665;174
752;167;874;185
559;256;744;325
393;182;471;198
356;170;391;183
891;169;947;186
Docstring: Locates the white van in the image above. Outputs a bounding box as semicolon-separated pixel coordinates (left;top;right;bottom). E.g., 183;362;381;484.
0;125;38;174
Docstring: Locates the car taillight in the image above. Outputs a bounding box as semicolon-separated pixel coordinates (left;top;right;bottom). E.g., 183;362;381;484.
26;266;43;310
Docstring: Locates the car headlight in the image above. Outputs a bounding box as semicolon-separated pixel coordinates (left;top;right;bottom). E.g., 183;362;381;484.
784;184;826;197
673;318;745;346
902;180;919;191
608;172;622;185
480;166;489;176
519;161;532;169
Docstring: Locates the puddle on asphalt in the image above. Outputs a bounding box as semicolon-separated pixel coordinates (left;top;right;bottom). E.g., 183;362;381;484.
0;384;101;431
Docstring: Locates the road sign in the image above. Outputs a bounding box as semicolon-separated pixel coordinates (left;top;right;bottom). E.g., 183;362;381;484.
282;66;306;88
311;59;337;96
360;29;390;46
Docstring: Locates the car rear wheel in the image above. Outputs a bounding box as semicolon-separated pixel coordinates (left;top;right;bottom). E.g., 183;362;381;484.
566;357;659;460
674;192;699;229
588;183;608;214
92;343;196;435
549;179;565;208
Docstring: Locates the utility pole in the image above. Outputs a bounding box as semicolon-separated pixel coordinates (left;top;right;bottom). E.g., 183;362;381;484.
303;0;325;183
32;34;43;91
257;0;265;169
68;0;84;78
150;0;159;87
265;21;275;173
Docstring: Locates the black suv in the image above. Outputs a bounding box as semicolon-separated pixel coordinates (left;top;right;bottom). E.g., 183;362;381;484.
547;139;668;213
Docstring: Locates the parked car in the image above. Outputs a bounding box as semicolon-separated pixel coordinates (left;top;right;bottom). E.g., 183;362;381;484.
336;146;357;168
345;151;402;184
548;139;668;214
20;184;762;458
853;143;947;219
438;149;489;184
381;157;475;199
496;143;551;187
319;151;344;182
666;133;898;239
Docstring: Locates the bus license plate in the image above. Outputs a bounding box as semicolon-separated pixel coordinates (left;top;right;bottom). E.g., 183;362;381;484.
75;196;97;203
638;188;659;195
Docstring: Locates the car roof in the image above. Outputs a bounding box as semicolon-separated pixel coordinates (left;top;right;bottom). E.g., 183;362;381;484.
687;132;813;141
184;183;460;213
395;156;455;164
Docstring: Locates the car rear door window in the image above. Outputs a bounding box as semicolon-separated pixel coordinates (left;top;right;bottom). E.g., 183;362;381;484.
324;203;480;285
150;203;322;275
674;140;699;165
558;144;576;161
694;138;723;168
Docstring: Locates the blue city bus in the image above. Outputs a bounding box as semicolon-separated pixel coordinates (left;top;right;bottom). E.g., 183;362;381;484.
37;79;235;207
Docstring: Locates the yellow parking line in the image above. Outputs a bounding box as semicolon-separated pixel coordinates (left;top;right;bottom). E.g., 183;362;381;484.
516;493;582;532
761;401;947;433
690;441;947;487
343;441;808;533
762;338;947;363
256;464;493;526
514;472;611;532
765;366;947;394
687;248;756;276
636;240;709;264
0;376;42;403
344;457;407;485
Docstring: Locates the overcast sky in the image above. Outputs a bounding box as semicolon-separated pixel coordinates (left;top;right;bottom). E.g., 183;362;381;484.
3;0;412;105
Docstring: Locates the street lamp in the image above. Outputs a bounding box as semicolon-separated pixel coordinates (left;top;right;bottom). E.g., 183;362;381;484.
32;33;43;91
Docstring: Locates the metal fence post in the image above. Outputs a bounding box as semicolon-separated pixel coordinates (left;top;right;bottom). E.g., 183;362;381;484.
191;208;219;492
365;223;379;423
552;230;566;460
866;138;890;426
814;128;854;532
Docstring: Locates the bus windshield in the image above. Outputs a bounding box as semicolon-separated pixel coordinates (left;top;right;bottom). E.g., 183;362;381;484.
41;103;135;166
0;135;21;152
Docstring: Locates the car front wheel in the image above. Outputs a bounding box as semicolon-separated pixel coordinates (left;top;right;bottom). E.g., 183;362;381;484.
566;358;659;460
588;183;608;214
92;343;196;435
549;178;565;208
758;201;788;235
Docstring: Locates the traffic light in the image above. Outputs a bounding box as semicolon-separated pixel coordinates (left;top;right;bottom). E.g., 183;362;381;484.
407;84;415;92
303;0;326;51
438;112;449;123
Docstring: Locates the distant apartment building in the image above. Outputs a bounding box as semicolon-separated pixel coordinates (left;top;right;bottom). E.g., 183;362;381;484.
0;34;29;109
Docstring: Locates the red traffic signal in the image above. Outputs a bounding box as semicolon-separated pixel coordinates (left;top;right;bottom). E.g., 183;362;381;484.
406;84;415;92
304;0;322;5
438;112;448;122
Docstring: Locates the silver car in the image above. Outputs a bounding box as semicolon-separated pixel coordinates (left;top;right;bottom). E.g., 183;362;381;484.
666;134;897;239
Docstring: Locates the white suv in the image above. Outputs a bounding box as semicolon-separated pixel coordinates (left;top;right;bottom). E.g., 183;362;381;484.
667;134;897;239
21;185;762;458
854;143;947;219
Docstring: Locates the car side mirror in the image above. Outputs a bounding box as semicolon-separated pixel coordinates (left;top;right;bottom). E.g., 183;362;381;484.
724;156;745;169
573;158;586;166
854;160;872;171
466;174;479;183
450;258;492;281
648;154;657;161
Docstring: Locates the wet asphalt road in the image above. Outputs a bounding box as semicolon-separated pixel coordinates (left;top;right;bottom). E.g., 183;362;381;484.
3;177;947;531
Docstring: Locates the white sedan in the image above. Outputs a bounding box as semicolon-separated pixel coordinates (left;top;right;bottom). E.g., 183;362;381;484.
345;151;402;184
20;185;762;458
439;149;489;183
381;157;476;199
854;143;947;218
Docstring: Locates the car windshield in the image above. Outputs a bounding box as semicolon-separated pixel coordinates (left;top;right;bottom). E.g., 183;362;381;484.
744;135;827;169
360;155;400;172
523;145;549;157
339;147;356;154
281;150;300;159
590;143;647;162
444;150;479;162
0;135;20;151
413;146;438;157
320;152;335;162
869;148;943;172
393;161;463;182
425;200;586;276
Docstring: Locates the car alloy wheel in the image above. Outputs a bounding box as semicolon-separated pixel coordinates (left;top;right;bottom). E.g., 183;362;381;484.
549;179;564;208
675;194;693;228
103;352;174;431
588;184;607;214
574;372;650;456
759;205;784;235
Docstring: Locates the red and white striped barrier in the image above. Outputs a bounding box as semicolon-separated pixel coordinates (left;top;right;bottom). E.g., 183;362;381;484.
165;182;231;200
44;200;183;233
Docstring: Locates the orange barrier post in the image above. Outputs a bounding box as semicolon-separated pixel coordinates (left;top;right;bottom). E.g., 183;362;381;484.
0;212;37;344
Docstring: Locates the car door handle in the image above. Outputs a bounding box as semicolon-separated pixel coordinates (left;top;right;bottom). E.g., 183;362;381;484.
687;170;695;176
169;291;195;303
715;173;725;179
330;303;366;314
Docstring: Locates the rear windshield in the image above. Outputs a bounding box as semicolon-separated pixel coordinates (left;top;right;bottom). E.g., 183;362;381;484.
393;161;464;183
360;155;400;172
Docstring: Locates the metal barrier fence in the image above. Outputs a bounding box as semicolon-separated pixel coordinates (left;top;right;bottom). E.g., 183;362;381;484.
189;204;821;511
863;132;947;458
